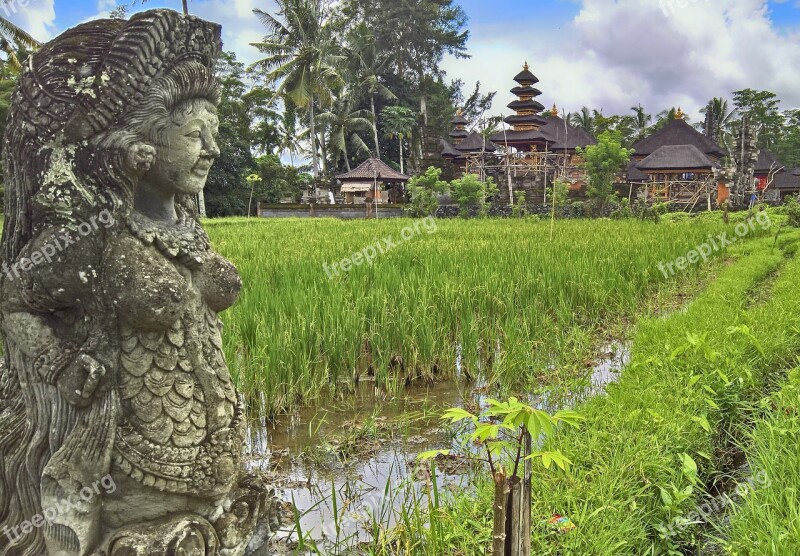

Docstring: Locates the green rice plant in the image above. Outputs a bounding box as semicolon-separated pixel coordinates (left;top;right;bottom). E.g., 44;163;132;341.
205;216;760;416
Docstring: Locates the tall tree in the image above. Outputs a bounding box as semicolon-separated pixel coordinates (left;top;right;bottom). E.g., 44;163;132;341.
699;97;733;144
335;0;468;82
381;105;416;174
345;22;396;159
317;92;373;171
629;104;652;143
569;107;595;135
251;0;343;179
732;88;782;149
0;9;39;73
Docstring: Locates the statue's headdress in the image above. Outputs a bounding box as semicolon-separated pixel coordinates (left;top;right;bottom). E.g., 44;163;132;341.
3;9;222;263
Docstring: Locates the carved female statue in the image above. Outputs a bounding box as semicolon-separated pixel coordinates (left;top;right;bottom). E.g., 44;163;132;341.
0;10;272;556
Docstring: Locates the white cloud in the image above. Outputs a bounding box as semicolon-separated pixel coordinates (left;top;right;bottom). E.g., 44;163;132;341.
442;0;800;123
3;0;57;42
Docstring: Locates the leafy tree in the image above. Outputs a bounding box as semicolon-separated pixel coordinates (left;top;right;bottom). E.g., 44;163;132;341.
406;166;448;217
381;105;416;174
451;174;498;218
0;6;39;73
773;109;800;169
699;97;734;145
569;106;595;135
317;91;373;171
629;104;652;143
732;88;782;149
577;131;632;216
344;22;396;159
251;0;344;179
334;0;468;82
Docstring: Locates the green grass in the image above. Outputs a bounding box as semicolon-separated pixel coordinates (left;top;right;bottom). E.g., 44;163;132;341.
371;229;800;555
206;217;753;415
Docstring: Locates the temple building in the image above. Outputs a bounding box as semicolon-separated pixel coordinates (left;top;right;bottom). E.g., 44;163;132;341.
626;109;726;207
755;149;800;203
438;62;597;204
336;158;409;205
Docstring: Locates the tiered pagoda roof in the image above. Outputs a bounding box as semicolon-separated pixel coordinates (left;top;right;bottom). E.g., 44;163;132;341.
448;109;469;145
456;131;498;153
489;65;596;152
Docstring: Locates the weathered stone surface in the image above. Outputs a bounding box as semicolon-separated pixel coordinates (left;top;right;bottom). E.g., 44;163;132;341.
0;9;275;556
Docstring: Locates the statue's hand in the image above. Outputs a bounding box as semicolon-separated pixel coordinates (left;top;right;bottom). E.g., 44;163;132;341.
58;353;108;407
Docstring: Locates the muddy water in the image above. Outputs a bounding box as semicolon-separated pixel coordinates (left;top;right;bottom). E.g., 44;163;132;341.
246;342;630;551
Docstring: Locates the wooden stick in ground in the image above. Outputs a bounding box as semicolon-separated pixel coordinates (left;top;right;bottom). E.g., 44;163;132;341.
523;432;532;556
509;476;522;556
493;470;509;556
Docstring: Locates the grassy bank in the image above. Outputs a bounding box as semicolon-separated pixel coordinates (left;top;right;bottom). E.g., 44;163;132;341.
206;217;751;415
380;228;800;555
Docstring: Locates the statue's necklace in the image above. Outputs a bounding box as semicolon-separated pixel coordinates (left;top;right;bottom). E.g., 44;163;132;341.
126;209;210;269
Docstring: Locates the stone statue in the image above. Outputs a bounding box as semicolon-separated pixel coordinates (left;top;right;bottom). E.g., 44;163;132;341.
0;10;275;556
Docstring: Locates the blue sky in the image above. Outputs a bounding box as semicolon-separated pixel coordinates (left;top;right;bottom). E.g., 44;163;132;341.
9;0;800;119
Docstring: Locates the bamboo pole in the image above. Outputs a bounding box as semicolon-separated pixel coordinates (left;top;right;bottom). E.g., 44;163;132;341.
493;471;509;556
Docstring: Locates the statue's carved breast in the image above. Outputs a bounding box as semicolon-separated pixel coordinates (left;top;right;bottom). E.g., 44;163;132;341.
105;231;243;496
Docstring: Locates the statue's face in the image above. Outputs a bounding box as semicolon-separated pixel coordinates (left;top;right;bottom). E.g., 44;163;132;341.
145;99;220;196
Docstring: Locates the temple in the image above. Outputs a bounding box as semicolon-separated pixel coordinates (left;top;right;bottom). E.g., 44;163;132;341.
438;62;597;204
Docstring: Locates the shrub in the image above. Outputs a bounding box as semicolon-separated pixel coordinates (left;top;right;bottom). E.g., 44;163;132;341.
406;166;448;218
451;174;498;218
785;195;800;227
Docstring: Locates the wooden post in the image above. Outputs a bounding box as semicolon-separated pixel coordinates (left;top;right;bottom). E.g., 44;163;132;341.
508;476;523;556
522;434;532;556
493;471;509;556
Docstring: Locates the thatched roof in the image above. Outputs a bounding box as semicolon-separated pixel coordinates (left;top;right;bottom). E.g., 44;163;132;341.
539;115;597;151
636;145;718;171
456;132;498;153
440;139;463;159
513;63;539;85
627;162;649;182
504;113;548;127
755;149;785;173
452;112;468;126
793;167;800;177
632;119;725;158
489;128;550;144
508;99;545;112
772;171;799;190
510;85;542;97
336;158;409;182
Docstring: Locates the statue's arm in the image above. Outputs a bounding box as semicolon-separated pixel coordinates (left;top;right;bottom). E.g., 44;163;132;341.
3;225;111;406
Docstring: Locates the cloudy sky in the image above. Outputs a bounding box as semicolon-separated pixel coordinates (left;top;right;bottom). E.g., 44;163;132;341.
6;0;800;122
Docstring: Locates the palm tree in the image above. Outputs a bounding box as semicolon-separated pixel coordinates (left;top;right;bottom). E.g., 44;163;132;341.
629;104;652;142
346;23;396;160
0;17;39;73
316;92;373;172
381;105;416;175
276;103;304;165
569;106;595;135
251;0;343;179
700;97;734;143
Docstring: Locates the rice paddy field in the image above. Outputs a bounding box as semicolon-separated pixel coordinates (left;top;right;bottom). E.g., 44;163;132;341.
207;216;750;417
204;213;800;555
